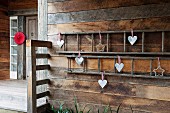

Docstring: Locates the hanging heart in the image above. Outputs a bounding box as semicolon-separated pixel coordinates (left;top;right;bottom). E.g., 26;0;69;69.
128;36;137;45
57;40;64;48
115;56;124;72
75;57;84;65
57;32;64;48
75;51;84;65
115;63;124;72
128;29;137;45
98;80;107;88
98;72;107;88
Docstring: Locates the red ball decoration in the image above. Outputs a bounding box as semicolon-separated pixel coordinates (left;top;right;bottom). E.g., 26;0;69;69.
14;32;26;45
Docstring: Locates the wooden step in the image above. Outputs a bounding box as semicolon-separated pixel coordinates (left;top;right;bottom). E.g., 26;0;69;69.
36;65;51;70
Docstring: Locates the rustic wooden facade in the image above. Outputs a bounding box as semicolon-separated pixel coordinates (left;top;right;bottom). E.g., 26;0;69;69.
47;0;170;113
0;1;9;80
0;0;170;113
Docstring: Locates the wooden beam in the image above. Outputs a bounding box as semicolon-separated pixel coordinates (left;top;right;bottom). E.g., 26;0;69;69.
26;40;52;48
36;79;50;86
37;91;50;99
36;54;50;59
17;16;26;80
48;3;170;24
36;65;51;70
8;9;38;16
27;46;37;113
48;16;170;33
48;0;170;13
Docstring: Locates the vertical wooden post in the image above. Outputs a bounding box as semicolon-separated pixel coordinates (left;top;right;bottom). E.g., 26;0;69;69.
91;34;94;52
162;31;165;52
142;32;145;52
38;0;48;79
123;32;126;52
77;34;79;51
17;16;26;79
98;58;100;72
27;42;37;113
106;33;109;52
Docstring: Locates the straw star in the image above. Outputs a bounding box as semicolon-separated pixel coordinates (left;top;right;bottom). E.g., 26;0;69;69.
153;66;165;76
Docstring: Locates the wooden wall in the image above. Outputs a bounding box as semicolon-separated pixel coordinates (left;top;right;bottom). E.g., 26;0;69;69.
47;0;170;113
0;3;10;80
8;0;37;11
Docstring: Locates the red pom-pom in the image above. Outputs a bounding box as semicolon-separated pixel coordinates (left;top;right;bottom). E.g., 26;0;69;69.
14;32;26;45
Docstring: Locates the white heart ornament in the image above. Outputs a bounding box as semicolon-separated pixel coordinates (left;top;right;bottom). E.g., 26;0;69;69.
98;80;107;88
115;63;124;72
57;40;64;48
75;57;84;65
128;36;137;45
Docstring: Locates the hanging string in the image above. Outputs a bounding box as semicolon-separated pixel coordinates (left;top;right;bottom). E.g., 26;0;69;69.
131;29;134;37
78;51;81;58
118;56;121;64
101;72;104;80
58;32;61;41
99;31;102;43
158;57;160;67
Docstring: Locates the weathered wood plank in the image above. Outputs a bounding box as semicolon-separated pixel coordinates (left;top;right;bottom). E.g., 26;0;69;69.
48;3;170;24
9;0;37;10
48;0;170;13
36;79;50;86
49;56;170;74
49;89;170;113
36;65;51;70
8;9;38;16
17;16;26;80
49;67;170;87
36;54;50;59
37;91;50;99
48;16;170;33
26;40;52;48
26;46;37;113
49;78;170;101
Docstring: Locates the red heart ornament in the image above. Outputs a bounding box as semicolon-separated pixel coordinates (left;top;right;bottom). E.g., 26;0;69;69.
14;32;26;45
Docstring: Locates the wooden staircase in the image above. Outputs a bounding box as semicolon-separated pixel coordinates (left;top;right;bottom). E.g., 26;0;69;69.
0;40;52;113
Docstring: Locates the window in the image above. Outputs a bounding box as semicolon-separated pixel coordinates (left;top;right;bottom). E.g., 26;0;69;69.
10;16;18;79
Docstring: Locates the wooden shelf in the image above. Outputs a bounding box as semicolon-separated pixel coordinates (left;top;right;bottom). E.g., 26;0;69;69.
56;51;170;57
66;70;170;80
54;30;170;79
48;29;170;36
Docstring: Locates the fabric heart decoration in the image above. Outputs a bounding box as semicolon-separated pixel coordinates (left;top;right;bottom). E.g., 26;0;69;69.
128;29;137;45
75;51;84;65
57;32;64;48
98;80;107;88
128;36;137;45
98;72;107;88
115;63;124;72
115;56;124;72
57;40;64;48
75;57;84;65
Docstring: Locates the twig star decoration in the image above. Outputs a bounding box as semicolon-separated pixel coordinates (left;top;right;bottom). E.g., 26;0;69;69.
153;57;165;76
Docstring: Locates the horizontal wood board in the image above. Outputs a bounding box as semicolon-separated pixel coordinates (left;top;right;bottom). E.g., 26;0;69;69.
0;6;9;80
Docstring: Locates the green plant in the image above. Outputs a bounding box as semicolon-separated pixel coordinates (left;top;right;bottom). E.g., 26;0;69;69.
74;97;92;113
97;105;113;113
47;101;73;113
